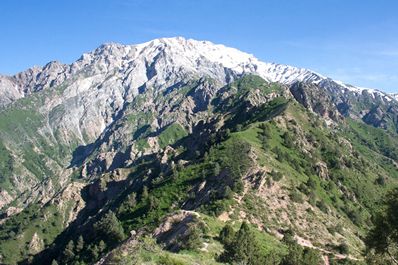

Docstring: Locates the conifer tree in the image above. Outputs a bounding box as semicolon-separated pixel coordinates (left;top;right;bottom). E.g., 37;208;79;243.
141;186;149;201
219;224;235;245
93;211;125;245
63;240;75;262
76;235;84;253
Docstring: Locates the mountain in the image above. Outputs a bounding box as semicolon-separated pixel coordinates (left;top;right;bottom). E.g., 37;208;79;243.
0;37;397;265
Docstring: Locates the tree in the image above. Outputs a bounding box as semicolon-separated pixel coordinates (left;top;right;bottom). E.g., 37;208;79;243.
76;235;84;253
258;123;271;150
375;175;386;186
366;188;398;264
219;224;235;245
259;123;271;138
281;230;322;265
306;177;317;190
63;240;75;262
98;240;106;253
183;225;202;250
272;146;285;161
220;222;268;264
337;243;349;255
141;186;149;201
222;186;233;200
127;192;137;208
302;248;322;265
89;244;99;260
93;211;125;245
213;162;221;176
281;243;303;265
282;132;294;148
282;229;296;245
148;195;159;211
270;170;283;181
225;128;231;138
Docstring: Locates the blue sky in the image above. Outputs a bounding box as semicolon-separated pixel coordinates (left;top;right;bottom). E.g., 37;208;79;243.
1;0;397;92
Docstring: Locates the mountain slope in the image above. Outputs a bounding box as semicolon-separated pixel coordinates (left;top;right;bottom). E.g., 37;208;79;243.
1;37;397;207
0;37;397;265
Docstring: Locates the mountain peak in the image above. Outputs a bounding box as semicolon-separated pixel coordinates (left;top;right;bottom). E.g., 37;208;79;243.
88;36;257;70
79;37;323;88
0;37;396;108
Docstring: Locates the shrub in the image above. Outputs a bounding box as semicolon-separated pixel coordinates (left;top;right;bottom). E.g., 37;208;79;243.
270;170;283;181
327;224;343;235
158;254;185;265
308;192;317;206
281;243;303;265
306;177;317;190
282;132;295;148
290;190;304;203
301;248;322;265
375;176;386;186
219;224;235;245
316;200;328;213
337;243;349;255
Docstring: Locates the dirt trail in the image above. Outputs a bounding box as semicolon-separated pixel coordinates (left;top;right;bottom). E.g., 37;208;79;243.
217;174;251;222
295;235;360;264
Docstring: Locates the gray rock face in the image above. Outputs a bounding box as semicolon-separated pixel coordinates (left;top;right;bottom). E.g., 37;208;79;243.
0;61;70;107
290;78;398;132
363;106;385;128
290;82;342;121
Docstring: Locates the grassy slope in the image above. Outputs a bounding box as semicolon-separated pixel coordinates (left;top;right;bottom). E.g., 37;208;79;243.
0;86;75;194
229;103;387;253
0;203;69;264
111;98;397;263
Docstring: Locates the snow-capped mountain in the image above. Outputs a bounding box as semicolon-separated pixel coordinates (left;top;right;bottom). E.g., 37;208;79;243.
2;37;398;265
1;37;397;212
390;93;398;101
0;37;394;108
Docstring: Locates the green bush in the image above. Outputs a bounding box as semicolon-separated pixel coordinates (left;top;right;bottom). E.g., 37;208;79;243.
282;132;295;148
337;243;349;255
316;200;328;213
158;254;185;265
270;170;283;181
290;190;304;203
219;224;235;245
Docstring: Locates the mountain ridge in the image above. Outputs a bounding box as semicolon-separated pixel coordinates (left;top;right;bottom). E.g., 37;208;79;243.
0;37;395;108
0;37;398;265
1;36;398;214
